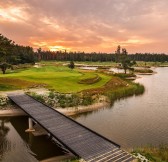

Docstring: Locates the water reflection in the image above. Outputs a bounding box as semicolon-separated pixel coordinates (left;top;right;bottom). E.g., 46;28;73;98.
0;118;10;161
0;118;9;138
109;68;124;73
79;66;97;70
0;117;66;162
72;105;111;120
73;94;145;120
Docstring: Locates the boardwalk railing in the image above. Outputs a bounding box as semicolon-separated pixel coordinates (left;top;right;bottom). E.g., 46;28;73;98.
8;94;135;162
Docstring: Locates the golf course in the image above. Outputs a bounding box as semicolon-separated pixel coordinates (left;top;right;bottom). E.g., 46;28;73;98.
0;65;112;92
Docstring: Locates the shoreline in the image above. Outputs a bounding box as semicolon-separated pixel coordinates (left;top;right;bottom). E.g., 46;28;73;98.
0;108;27;116
0;101;109;117
57;101;109;116
135;72;156;75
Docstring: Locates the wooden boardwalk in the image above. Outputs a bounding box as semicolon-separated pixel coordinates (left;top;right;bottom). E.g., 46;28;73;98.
8;94;135;162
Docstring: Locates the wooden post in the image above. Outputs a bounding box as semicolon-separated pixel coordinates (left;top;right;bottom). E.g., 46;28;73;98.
25;118;35;132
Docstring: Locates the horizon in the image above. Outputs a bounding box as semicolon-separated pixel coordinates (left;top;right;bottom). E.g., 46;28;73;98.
0;0;168;54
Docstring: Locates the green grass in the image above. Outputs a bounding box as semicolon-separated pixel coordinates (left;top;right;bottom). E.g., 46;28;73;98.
0;84;18;91
0;66;111;92
133;145;168;162
78;73;101;84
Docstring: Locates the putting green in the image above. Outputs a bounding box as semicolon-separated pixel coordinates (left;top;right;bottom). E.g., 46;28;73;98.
0;66;111;93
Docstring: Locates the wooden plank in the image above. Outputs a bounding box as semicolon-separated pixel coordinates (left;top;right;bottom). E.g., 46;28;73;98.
114;154;133;162
103;151;127;162
121;157;135;162
88;148;119;162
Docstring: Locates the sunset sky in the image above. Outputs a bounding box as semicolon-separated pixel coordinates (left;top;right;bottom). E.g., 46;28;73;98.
0;0;168;53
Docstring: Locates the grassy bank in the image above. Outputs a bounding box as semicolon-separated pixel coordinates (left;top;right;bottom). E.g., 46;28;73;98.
134;68;153;73
106;82;144;105
133;145;168;162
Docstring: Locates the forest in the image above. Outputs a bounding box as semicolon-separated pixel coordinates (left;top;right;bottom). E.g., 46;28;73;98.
36;49;168;62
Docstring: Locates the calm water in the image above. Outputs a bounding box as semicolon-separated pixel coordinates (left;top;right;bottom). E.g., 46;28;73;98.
0;117;66;162
74;67;168;148
79;66;97;70
0;67;168;161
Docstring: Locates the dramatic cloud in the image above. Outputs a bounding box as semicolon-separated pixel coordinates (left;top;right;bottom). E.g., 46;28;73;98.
0;0;168;53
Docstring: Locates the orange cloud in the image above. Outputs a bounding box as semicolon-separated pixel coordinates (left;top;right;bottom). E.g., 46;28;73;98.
0;0;168;53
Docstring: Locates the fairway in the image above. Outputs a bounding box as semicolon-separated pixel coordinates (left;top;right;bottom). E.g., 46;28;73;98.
0;66;111;93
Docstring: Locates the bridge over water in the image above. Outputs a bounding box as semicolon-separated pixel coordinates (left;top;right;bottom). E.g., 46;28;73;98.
8;94;135;162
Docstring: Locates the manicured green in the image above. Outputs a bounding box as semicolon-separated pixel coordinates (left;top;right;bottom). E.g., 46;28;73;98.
78;73;101;84
0;66;111;92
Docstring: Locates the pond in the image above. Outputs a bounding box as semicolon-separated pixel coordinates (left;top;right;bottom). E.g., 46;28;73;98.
74;67;168;149
79;66;97;70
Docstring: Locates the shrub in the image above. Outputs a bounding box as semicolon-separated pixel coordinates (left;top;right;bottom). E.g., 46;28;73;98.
114;73;136;78
134;68;153;73
106;82;144;105
0;95;9;106
133;145;168;162
68;61;75;69
29;90;96;108
81;95;93;106
28;92;45;103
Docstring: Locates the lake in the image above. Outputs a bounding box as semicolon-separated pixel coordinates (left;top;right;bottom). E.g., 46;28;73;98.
0;67;168;161
75;67;168;148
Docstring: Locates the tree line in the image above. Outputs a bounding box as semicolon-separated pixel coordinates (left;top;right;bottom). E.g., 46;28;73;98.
36;49;168;63
0;34;36;74
1;33;168;74
35;49;115;62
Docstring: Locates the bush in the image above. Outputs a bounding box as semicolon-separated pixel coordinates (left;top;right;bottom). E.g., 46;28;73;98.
28;92;45;103
81;94;93;106
68;61;75;69
28;90;96;108
0;95;9;106
114;73;136;78
134;68;153;73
